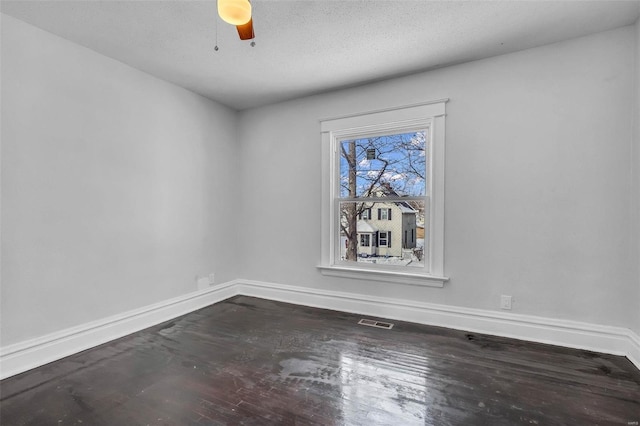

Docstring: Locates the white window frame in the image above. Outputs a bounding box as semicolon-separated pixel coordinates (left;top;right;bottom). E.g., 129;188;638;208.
318;100;449;287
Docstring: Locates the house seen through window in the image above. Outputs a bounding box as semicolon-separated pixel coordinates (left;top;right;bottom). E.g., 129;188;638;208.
339;131;426;268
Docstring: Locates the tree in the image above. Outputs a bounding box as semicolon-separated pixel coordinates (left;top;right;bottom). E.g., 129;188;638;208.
339;131;426;261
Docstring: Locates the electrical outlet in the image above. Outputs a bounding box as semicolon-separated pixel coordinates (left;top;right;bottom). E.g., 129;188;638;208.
500;295;512;310
208;273;215;285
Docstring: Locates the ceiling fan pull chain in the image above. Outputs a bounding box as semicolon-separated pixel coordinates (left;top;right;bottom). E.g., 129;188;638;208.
214;9;220;52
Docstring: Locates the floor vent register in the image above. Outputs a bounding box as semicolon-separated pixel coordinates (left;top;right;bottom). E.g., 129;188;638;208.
358;318;394;329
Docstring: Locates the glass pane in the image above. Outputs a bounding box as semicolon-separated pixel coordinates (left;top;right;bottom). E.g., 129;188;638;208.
338;200;425;268
339;131;427;198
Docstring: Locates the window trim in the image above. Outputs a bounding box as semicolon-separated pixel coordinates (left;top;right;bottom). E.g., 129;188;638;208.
319;100;449;287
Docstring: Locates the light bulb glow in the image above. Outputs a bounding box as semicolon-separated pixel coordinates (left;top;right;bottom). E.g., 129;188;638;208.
218;0;252;26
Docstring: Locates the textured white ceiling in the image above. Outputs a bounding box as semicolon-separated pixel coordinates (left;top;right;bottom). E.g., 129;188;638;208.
2;1;639;110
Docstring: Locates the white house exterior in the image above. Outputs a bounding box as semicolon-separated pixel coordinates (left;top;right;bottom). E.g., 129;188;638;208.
354;201;417;258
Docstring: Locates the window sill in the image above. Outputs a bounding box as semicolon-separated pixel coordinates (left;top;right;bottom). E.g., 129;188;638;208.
316;265;449;288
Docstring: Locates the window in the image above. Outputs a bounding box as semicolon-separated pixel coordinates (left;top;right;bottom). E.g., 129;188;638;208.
319;100;448;287
378;231;390;247
378;208;391;220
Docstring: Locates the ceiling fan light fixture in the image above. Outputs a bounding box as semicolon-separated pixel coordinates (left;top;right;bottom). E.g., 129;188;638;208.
218;0;252;26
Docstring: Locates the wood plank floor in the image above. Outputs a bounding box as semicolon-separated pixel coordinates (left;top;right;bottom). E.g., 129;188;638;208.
1;296;639;425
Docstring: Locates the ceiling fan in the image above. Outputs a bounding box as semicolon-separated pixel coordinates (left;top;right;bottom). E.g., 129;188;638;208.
218;0;255;40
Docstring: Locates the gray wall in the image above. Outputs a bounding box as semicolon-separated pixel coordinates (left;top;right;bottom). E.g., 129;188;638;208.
1;15;240;345
238;26;638;329
2;15;638;349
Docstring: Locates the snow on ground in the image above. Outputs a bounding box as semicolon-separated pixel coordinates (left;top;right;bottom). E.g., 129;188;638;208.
350;254;424;268
339;236;426;267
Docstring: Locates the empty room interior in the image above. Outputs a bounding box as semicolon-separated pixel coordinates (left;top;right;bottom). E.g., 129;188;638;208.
1;0;640;424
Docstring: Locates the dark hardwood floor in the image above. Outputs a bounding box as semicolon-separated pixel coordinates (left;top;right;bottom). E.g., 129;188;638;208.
1;296;639;425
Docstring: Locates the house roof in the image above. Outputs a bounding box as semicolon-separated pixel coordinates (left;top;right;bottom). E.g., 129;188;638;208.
357;221;378;234
371;185;417;213
396;202;417;214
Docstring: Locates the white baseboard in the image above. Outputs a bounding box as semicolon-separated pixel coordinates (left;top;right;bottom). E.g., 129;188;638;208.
235;279;640;371
2;278;638;380
0;282;238;380
628;332;640;370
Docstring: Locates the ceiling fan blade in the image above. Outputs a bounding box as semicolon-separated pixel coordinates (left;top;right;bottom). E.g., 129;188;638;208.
236;18;254;40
